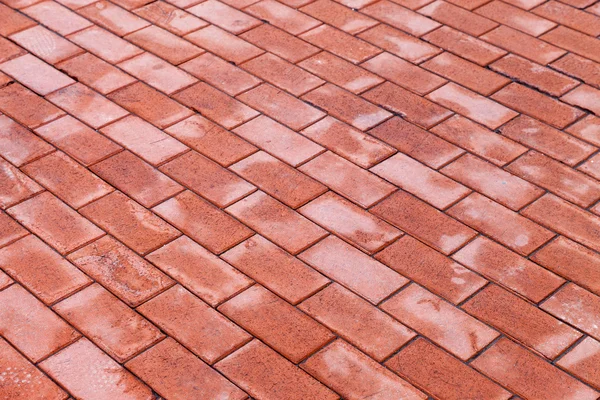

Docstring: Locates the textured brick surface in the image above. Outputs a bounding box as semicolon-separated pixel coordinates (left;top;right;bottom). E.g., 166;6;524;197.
1;1;600;398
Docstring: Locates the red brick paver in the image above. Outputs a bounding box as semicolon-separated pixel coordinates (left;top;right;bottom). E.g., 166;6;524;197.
1;0;600;398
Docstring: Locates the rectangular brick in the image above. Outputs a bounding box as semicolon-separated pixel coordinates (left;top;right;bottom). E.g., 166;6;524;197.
227;191;327;254
153;191;252;254
0;211;27;248
0;84;65;129
126;338;245;399
176;83;259;130
215;340;338;400
371;152;470;209
35;116;121;167
231;151;326;208
551;53;600;89
58;0;101;7
0;157;43;209
186;25;263;64
421;52;509;96
47;83;129;129
22;152;113;209
0;235;91;304
0;36;26;64
359;25;441;63
566;115;600;147
300;151;395;208
562;84;600;116
0;284;79;363
542;283;600;341
304;84;392;131
376;235;487;304
80;191;179;254
300;52;383;94
300;24;381;64
523;194;600;253
301;116;394;168
463;285;582;359
557;337;600;391
300;283;415;361
419;0;498;36
41;339;153;400
118;52;197;95
234;115;324;167
362;0;440;36
91;151;184;208
448;193;554;255
372;190;477;254
246;0;319;35
0;114;58;163
472;338;599;399
532;236;600;296
240;24;319;63
222;235;328;304
507;150;600;207
0;269;11;290
431;115;527;166
534;1;600;37
299;192;401;254
383;284;498;359
0;3;34;36
492;83;584;129
490;54;578;97
0;337;68;400
299;235;408;304
365;52;447;96
242;53;323;97
108;82;193;129
386;338;511;400
68;236;174;306
476;0;556;36
368;117;464;169
453;236;564;302
161;151;255;207
125;25;202;64
55;52;135;95
580;153;600;180
187;0;260;34
501;0;546;10
239;84;325;131
181;53;261;96
12;26;83;64
53;283;163;362
422;26;506;66
427;83;518;130
78;0;149;36
138;285;250;363
8;192;104;255
219;285;334;363
68;26;141;64
0;54;74;96
302;340;426;399
481;25;566;64
165;115;257;166
134;1;207;35
442;154;543;210
147;235;251;306
364;81;452;129
500;115;596;166
300;0;377;34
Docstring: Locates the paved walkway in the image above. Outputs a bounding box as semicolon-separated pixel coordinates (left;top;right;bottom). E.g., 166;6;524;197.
1;0;600;398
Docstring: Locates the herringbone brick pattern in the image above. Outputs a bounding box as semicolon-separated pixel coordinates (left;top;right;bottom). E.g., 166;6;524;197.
0;0;600;397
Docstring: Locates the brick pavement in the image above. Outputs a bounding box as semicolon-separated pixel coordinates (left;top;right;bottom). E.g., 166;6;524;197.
0;0;600;397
